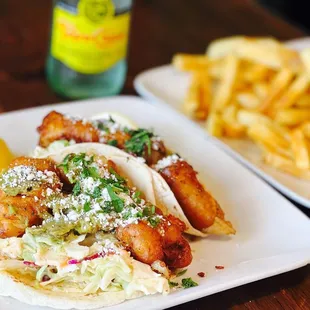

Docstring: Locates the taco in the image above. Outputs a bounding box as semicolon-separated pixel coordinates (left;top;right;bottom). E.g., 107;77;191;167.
35;111;235;236
0;148;194;309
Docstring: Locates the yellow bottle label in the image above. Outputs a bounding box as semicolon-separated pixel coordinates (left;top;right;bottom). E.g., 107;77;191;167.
51;0;130;74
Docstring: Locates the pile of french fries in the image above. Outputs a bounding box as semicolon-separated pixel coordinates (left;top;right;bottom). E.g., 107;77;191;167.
173;36;310;180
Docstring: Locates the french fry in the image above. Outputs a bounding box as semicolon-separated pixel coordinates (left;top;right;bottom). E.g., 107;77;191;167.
247;123;291;157
295;93;310;108
198;71;211;120
290;129;310;170
253;82;269;99
263;150;310;180
222;104;245;138
223;125;245;138
234;81;251;93
257;69;294;114
207;36;304;73
205;113;223;137
242;63;271;82
236;92;260;109
237;110;271;127
272;74;310;111
256;140;292;161
300;48;310;76
175;36;310;180
237;110;290;140
206;36;246;59
172;54;208;71
183;72;210;120
274;108;310;126
211;55;239;112
208;59;225;79
263;149;290;165
300;122;310;138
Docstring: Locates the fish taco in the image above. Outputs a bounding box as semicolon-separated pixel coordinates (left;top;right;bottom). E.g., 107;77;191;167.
35;111;236;237
0;148;194;308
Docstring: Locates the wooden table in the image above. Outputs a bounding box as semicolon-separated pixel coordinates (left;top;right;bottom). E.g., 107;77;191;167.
0;0;309;309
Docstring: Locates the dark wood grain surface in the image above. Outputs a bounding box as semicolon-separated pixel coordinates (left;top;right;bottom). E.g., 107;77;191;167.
0;0;309;309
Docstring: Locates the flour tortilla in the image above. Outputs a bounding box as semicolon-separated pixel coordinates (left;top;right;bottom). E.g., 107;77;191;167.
0;257;132;310
0;270;126;310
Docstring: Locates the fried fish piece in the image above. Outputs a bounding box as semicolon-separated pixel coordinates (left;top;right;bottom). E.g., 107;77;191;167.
143;139;167;166
116;215;192;268
7;157;63;198
38;110;132;149
0;157;63;238
116;221;164;265
37;111;100;148
0;195;45;238
159;159;235;235
157;215;192;268
38;111;167;165
163;237;192;268
9;156;58;171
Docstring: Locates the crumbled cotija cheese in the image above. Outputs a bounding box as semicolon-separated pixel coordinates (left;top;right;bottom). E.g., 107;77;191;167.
154;154;182;171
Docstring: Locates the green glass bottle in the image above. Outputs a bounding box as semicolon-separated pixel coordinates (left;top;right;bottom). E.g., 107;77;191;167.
46;0;132;99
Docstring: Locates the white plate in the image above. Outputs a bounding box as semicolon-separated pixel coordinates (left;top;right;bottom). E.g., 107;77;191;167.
0;96;309;310
134;39;310;208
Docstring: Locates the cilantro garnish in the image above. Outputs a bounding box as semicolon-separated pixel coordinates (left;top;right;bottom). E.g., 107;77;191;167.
109;167;126;183
176;269;187;277
59;153;95;183
83;201;91;212
97;122;109;132
101;201;113;213
58;154;71;173
148;217;160;227
81;168;91;178
101;202;112;213
100;173;128;194
133;191;142;203
168;280;179;288
106;185;124;213
72;153;86;165
88;166;99;178
127;203;137;208
107;140;118;147
92;187;101;199
96;117;115;133
135;209;143;218
105;167;129;193
72;182;81;196
181;278;198;289
122;210;132;220
142;205;156;217
123;127;130;134
124;129;153;156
